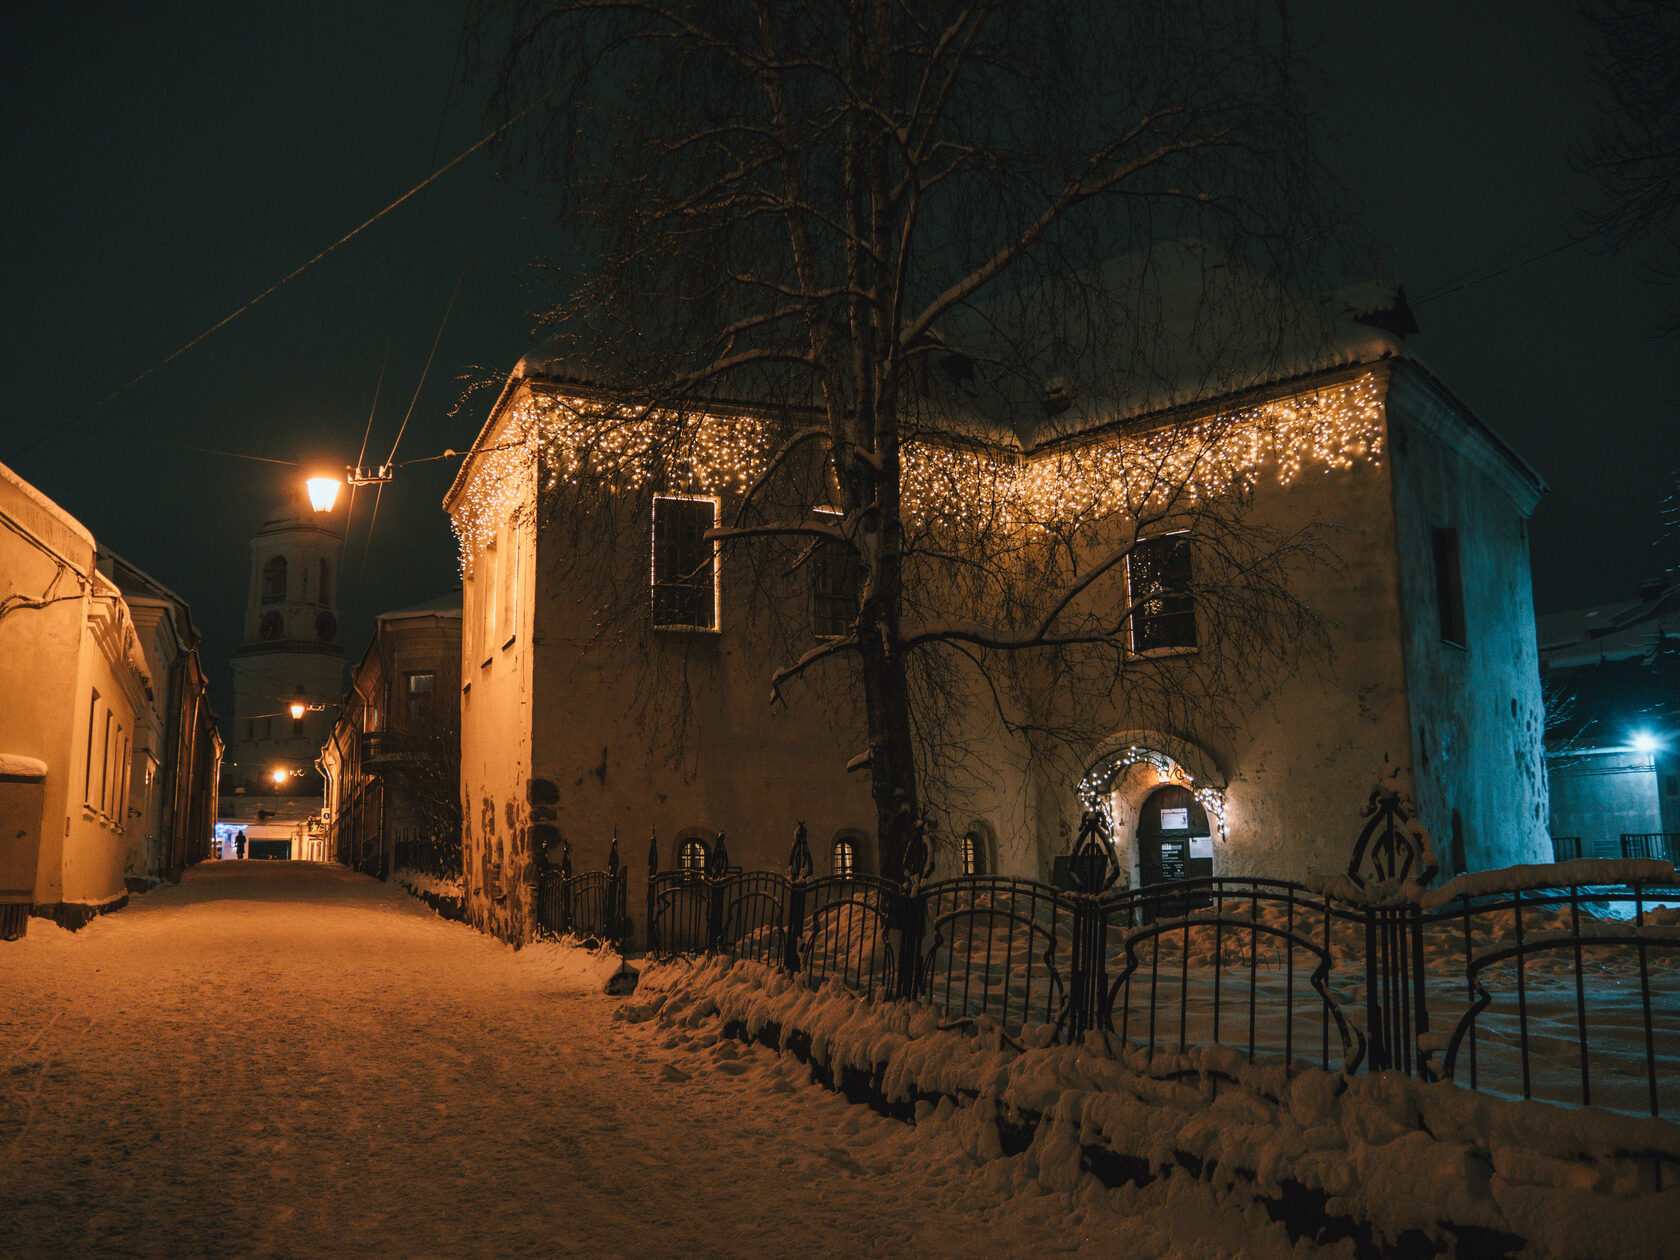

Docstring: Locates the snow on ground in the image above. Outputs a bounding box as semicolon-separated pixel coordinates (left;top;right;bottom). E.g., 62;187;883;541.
1;862;1326;1259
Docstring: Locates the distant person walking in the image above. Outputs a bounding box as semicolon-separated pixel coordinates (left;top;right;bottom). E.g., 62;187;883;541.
235;830;247;860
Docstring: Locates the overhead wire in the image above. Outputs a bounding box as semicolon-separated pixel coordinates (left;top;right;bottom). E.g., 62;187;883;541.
1413;223;1611;306
347;11;476;554
6;78;563;464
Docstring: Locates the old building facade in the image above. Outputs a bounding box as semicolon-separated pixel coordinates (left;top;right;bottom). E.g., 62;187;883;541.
320;594;463;878
444;301;1550;945
1539;580;1679;862
0;462;220;937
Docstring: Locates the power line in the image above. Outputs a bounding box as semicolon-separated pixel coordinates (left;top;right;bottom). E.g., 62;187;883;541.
0;416;298;466
7;81;561;464
1413;225;1609;307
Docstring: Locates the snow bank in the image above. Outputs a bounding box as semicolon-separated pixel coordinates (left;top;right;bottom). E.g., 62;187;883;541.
509;935;635;994
623;956;1680;1259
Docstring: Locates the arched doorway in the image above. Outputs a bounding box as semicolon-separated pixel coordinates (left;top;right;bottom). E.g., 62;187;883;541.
1134;784;1213;885
1079;736;1226;898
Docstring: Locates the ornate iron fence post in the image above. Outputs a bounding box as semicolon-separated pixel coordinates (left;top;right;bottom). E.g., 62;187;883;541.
785;821;813;975
894;820;934;1000
1066;809;1120;1039
706;833;730;953
1346;764;1437;1076
606;830;626;944
556;838;573;936
646;825;659;954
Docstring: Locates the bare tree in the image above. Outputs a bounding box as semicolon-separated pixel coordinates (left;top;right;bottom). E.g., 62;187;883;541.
472;0;1345;875
1576;0;1680;299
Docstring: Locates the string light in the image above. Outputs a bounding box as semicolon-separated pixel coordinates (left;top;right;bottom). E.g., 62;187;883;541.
451;375;1385;573
1077;745;1228;837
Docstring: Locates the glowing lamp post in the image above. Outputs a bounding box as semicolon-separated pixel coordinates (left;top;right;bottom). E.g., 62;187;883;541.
306;476;342;513
269;768;289;786
289;701;308;721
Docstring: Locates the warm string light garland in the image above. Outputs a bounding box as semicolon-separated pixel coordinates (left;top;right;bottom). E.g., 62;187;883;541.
1077;745;1228;838
451;376;1385;571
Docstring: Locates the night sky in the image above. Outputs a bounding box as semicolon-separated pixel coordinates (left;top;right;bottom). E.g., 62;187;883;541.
4;2;1676;722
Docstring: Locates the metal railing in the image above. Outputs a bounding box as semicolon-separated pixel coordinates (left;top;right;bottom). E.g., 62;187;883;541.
535;835;628;945
635;801;1680;1119
1622;833;1680;863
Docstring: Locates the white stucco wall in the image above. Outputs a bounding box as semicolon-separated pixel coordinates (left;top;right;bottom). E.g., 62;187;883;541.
1384;364;1549;874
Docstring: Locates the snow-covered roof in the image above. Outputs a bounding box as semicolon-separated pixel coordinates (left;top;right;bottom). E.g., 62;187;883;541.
449;244;1531;505
376;591;463;623
1538;580;1679;667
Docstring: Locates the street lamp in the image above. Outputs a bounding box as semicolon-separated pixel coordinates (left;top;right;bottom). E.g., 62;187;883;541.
289;700;308;721
305;475;342;513
269;768;289;786
1631;730;1662;754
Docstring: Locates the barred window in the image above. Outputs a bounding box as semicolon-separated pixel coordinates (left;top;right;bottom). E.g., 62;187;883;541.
1128;534;1196;652
652;496;719;630
832;837;856;877
678;838;709;871
960;829;983;876
811;509;861;639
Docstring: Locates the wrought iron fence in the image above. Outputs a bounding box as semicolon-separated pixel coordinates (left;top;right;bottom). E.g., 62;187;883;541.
637;798;1680;1120
1623;833;1680;864
536;836;628;945
393;827;463;881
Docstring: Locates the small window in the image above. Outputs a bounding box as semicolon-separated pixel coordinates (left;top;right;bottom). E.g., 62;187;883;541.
500;520;520;647
480;538;500;654
960;829;985;876
1129;534;1196;652
833;837;856;877
116;734;130;825
811;509;861;639
262;556;288;605
677;838;709;871
652;496;719;630
1433;527;1467;648
406;672;436;721
99;711;114;813
83;690;100;805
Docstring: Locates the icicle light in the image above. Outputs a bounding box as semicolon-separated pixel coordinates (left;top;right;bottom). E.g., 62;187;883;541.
452;375;1384;571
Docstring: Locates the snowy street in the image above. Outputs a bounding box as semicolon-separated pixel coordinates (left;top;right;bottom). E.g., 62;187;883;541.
1;863;1308;1259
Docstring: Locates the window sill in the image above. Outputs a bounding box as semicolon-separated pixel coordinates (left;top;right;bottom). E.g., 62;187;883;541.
653;624;721;635
1128;645;1199;660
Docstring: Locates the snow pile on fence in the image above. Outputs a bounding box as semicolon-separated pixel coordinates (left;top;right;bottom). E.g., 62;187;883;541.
621;954;1680;1259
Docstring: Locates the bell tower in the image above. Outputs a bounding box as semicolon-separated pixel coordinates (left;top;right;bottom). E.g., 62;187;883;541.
222;489;348;795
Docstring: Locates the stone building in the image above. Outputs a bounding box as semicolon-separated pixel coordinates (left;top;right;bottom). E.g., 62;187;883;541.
320;593;463;878
218;489;347;858
1539;579;1679;861
443;287;1550;945
0;461;220;937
